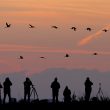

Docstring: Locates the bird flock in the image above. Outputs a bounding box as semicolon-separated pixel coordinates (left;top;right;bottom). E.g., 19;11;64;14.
18;53;98;61
1;22;108;60
3;22;109;32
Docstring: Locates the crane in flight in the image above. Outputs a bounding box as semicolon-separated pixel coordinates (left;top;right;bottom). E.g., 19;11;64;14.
86;28;92;31
5;22;11;28
65;54;70;58
93;53;98;55
52;26;58;29
102;29;108;32
71;27;77;31
19;56;24;59
40;57;46;59
29;24;35;28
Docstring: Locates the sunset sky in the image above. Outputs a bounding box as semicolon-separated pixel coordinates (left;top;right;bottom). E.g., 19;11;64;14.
0;0;110;74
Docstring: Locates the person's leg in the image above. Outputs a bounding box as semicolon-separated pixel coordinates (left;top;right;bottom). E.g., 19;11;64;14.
85;89;88;101
3;93;6;103
28;91;30;102
52;92;55;103
24;91;26;101
88;91;91;101
8;91;11;103
56;93;59;103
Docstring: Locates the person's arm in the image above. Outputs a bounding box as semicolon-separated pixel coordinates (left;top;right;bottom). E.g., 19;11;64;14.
30;81;32;86
10;81;12;86
91;82;93;85
90;81;93;85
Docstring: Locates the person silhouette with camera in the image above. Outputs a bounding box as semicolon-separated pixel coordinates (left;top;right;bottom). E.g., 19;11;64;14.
24;77;32;102
84;77;93;101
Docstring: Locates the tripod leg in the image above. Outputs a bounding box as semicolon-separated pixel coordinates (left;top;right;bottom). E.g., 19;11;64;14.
34;89;38;99
100;90;104;98
30;89;33;98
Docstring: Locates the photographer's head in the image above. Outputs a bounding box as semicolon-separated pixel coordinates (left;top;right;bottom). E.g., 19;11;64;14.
26;77;30;81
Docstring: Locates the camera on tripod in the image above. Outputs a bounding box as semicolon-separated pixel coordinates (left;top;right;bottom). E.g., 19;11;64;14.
30;84;39;100
96;83;104;100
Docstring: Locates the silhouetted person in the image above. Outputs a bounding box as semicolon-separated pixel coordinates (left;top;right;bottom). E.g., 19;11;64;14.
24;77;32;102
63;86;71;103
3;77;12;103
0;83;2;103
84;77;93;101
51;77;60;103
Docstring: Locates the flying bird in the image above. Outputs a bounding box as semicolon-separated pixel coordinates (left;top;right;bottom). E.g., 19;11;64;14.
86;28;92;31
93;53;98;55
71;27;77;31
6;22;11;28
19;56;24;59
29;24;35;28
65;54;70;58
102;29;108;32
52;26;58;29
40;57;46;59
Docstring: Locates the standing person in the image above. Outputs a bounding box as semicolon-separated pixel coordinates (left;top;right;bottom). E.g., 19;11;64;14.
0;83;2;103
3;77;12;103
24;77;32;102
63;86;71;103
51;77;60;103
84;77;93;101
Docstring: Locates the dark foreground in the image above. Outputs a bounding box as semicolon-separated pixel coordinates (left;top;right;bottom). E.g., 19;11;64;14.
0;100;110;110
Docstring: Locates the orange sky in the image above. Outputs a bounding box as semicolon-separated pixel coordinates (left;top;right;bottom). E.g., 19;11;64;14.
0;0;110;24
0;0;110;74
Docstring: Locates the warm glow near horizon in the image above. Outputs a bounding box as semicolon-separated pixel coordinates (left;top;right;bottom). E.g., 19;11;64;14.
0;0;110;74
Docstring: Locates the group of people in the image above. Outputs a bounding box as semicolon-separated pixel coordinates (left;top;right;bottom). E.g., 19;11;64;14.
51;77;93;103
0;77;93;103
0;77;33;103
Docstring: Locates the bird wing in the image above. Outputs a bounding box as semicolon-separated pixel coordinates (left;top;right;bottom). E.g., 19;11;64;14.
29;24;32;26
6;22;8;26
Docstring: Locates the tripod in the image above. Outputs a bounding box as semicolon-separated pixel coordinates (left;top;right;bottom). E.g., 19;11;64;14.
30;85;39;100
96;83;104;99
